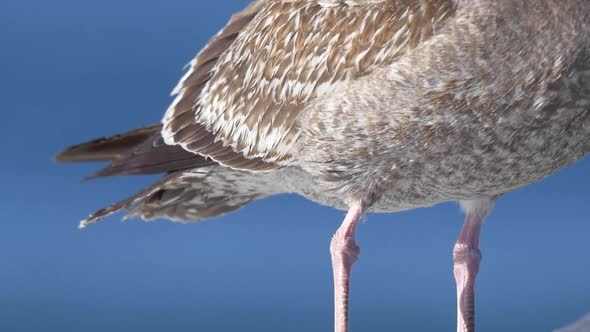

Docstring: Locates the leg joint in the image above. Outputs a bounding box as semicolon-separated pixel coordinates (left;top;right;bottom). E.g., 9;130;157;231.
453;243;482;266
330;235;361;263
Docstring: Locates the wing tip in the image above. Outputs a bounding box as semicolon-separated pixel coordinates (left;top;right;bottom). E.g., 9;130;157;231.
53;146;89;164
54;124;162;164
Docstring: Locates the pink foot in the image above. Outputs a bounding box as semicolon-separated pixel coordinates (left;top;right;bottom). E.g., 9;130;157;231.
330;203;363;332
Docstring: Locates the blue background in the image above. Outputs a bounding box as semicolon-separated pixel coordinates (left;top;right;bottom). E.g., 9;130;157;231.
1;1;589;331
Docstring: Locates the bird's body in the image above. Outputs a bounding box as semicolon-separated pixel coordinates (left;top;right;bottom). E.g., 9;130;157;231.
297;0;590;212
56;0;590;331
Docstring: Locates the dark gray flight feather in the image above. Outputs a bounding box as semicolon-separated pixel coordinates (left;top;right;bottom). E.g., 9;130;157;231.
55;124;160;163
55;124;215;178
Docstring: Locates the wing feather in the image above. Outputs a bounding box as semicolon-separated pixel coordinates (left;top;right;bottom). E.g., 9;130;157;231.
163;0;277;171
163;0;457;169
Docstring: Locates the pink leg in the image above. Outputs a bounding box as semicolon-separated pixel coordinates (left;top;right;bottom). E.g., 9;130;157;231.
453;199;495;332
330;203;363;332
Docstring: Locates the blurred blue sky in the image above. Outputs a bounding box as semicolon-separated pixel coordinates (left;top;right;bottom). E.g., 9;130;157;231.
1;1;589;331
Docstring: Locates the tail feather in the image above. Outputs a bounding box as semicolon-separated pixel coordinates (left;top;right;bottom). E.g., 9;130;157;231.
78;172;184;228
58;125;285;227
129;167;284;222
80;166;284;227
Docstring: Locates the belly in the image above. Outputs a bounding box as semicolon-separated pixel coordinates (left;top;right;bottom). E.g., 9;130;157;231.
295;106;590;213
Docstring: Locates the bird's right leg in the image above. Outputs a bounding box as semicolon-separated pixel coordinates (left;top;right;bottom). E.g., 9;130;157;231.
330;202;363;332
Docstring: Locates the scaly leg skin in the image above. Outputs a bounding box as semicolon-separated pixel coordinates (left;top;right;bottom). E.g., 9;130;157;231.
330;203;364;332
454;199;495;332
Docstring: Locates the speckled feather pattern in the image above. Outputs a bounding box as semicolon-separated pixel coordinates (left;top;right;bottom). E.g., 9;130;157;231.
161;0;277;171
163;0;456;166
126;166;288;222
297;0;590;210
79;0;590;224
79;166;311;226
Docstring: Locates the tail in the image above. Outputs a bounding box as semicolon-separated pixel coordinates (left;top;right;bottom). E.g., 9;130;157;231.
77;166;284;228
79;166;284;228
56;125;284;227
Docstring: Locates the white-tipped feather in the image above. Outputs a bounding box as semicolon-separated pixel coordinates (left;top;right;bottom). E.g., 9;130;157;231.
161;0;456;167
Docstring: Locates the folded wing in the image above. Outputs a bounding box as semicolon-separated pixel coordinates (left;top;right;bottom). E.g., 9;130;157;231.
162;0;457;170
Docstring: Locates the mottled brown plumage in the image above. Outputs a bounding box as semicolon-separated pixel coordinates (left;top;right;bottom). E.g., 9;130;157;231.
57;1;590;331
163;0;456;167
59;0;590;228
162;0;275;171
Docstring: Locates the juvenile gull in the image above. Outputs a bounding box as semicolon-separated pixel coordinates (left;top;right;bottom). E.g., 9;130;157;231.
55;0;590;331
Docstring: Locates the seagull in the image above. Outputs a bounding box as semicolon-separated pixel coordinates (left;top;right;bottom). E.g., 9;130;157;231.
55;1;590;331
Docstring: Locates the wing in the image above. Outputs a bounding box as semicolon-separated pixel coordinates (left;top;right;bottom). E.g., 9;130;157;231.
162;0;457;170
162;0;278;171
55;124;161;163
88;130;215;178
55;124;215;178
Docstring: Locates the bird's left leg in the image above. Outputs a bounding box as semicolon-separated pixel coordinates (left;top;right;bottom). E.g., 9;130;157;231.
331;202;364;332
453;198;495;332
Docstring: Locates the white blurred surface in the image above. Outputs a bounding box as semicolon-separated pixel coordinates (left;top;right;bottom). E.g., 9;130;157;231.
555;313;590;332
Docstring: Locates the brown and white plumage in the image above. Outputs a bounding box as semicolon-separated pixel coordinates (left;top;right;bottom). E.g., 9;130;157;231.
162;0;455;168
56;1;590;331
